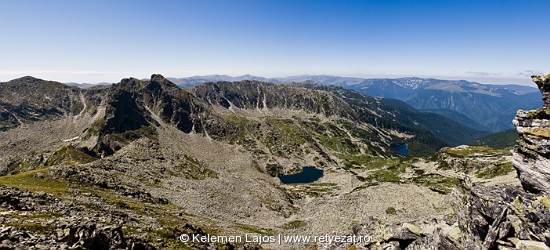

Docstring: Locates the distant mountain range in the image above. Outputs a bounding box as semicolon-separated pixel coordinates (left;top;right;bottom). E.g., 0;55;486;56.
65;82;112;88
166;75;543;132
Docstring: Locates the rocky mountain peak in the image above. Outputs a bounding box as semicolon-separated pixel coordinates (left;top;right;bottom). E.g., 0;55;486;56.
118;77;146;90
5;76;68;90
532;74;550;108
115;75;178;93
8;76;41;83
148;74;180;91
150;74;166;82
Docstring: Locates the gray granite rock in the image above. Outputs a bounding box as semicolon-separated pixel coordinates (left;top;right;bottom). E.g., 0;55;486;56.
512;74;550;195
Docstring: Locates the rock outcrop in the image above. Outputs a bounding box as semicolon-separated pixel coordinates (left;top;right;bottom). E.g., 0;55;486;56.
450;178;550;249
0;224;156;250
0;185;158;249
512;74;550;195
535;75;550;109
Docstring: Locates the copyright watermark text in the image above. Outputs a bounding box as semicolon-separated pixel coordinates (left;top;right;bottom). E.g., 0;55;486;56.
179;233;371;245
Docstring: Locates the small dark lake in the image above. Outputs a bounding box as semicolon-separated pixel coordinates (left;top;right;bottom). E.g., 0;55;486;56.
391;143;410;155
279;166;323;184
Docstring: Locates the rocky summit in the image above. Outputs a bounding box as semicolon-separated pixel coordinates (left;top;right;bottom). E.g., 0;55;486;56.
0;74;547;249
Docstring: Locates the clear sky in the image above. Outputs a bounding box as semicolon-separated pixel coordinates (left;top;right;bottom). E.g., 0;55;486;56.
1;0;548;86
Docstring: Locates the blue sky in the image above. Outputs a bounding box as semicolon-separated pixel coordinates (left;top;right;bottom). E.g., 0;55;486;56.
0;0;548;85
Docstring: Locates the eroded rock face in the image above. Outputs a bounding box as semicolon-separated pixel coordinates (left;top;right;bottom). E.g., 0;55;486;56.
451;178;550;249
534;75;550;109
512;74;550;195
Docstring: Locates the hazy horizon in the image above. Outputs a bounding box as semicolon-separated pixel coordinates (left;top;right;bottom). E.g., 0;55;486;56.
0;72;545;88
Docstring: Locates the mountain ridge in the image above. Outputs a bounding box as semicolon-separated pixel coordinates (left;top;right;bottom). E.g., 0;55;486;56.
1;75;488;160
160;74;542;132
55;73;542;131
